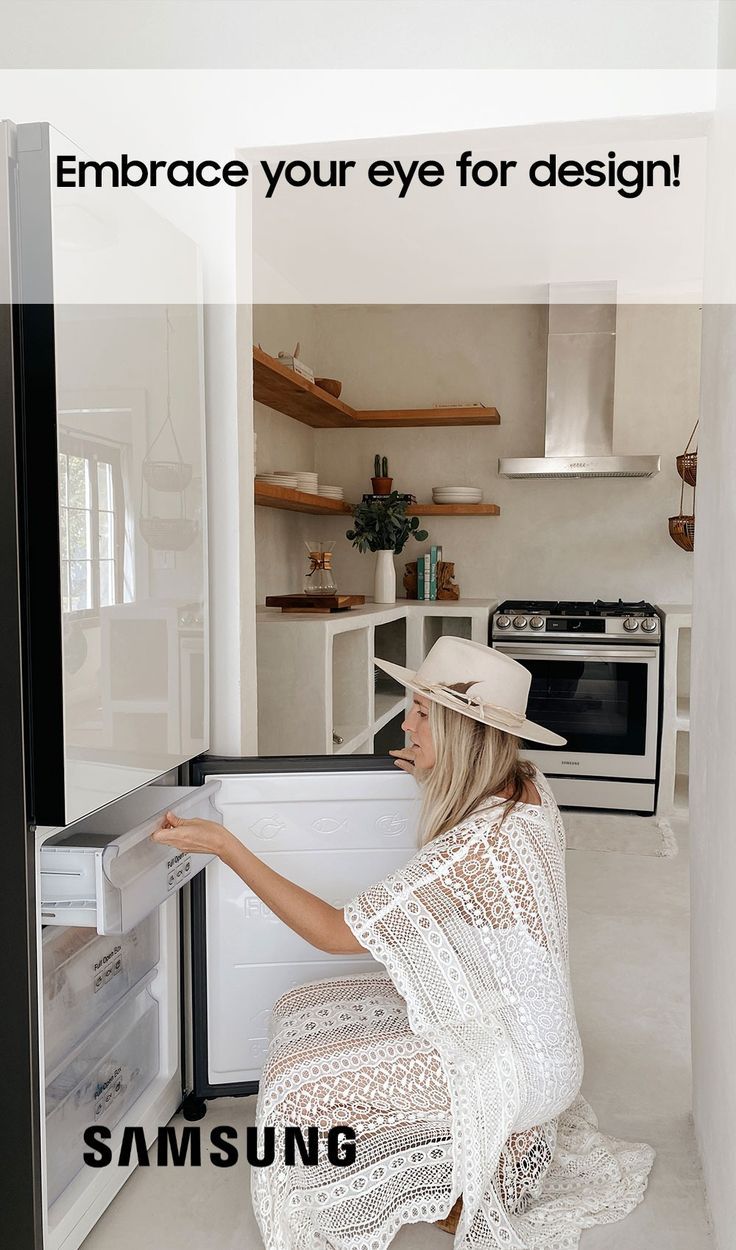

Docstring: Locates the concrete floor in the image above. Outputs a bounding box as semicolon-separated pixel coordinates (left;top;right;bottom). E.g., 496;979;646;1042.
81;819;713;1250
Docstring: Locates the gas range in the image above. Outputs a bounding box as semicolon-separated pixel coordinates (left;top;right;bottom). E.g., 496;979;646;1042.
490;599;663;813
492;600;661;644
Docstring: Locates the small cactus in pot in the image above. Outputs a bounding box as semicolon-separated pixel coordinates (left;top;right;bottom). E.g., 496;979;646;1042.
371;453;393;494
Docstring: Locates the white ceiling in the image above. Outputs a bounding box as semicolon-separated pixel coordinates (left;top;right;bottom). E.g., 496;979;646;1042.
0;1;720;70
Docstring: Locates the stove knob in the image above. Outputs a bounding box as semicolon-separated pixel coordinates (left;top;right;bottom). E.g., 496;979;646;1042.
496;615;511;630
529;615;545;631
623;617;640;632
641;616;658;633
513;616;528;630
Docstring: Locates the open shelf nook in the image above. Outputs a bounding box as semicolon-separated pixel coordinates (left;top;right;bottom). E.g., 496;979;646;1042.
657;606;692;816
256;601;495;756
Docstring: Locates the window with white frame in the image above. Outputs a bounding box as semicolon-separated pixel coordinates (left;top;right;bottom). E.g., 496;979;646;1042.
59;436;125;613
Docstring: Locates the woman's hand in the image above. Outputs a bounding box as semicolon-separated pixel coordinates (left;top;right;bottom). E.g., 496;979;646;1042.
389;746;417;773
150;811;231;858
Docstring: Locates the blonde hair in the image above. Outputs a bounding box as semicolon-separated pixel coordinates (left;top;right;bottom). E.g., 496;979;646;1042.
415;683;537;845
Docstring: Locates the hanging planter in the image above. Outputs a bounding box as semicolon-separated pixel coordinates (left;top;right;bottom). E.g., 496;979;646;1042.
676;419;698;487
143;459;193;492
140;517;198;551
139;308;198;551
669;420;697;551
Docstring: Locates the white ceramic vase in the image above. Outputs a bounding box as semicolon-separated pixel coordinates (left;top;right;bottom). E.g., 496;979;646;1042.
374;549;396;604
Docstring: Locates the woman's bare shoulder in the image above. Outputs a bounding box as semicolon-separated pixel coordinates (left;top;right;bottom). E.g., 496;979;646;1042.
521;777;542;806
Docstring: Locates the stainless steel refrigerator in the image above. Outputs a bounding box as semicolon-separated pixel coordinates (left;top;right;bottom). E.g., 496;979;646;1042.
2;117;417;1250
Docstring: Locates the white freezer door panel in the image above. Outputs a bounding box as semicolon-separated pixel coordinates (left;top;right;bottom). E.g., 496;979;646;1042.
211;961;388;1085
212;769;420;853
205;769;421;1087
40;781;222;934
212;848;415;967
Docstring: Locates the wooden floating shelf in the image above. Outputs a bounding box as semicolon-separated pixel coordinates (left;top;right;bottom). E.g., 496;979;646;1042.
253;347;500;429
407;503;500;516
254;481;352;514
255;482;500;517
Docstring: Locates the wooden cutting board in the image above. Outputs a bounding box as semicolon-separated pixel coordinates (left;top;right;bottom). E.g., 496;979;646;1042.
265;593;366;613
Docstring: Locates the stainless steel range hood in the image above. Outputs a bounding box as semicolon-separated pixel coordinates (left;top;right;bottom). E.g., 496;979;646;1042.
498;294;660;480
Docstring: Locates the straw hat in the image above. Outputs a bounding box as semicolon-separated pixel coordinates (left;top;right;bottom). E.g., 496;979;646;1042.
375;636;566;747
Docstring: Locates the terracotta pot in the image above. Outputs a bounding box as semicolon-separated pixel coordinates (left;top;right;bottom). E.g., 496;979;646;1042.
371;477;393;494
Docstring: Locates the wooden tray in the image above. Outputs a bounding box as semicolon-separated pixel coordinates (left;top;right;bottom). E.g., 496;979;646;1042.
265;594;366;613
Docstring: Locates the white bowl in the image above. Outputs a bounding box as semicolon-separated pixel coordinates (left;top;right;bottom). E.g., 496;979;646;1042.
433;487;482;495
433;492;482;502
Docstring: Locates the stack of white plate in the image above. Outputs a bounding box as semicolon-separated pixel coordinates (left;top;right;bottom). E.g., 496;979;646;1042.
276;469;319;495
256;472;299;488
317;484;344;500
432;485;483;504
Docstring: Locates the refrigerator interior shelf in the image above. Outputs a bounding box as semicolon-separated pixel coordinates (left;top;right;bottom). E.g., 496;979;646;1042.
40;781;222;935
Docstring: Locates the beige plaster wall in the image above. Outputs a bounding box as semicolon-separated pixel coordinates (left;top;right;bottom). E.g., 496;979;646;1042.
253;305;319;600
252;303;699;606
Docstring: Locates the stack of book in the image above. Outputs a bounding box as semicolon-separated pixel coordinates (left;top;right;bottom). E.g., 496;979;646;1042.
417;546;443;600
361;492;415;503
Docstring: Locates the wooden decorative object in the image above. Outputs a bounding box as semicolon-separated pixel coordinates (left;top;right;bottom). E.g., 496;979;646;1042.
265;594;365;613
402;561;460;600
314;377;342;398
437;560;460;599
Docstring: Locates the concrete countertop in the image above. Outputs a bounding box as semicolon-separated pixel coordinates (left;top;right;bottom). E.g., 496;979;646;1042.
256;597;498;627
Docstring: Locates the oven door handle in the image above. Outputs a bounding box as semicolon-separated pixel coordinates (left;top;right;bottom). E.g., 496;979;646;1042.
494;644;660;661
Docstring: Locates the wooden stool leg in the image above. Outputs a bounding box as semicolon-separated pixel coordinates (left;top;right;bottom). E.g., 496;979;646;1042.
434;1195;462;1235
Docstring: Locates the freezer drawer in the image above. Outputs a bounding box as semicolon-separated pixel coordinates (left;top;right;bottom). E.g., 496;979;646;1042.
42;915;159;1073
40;781;222;934
45;980;159;1207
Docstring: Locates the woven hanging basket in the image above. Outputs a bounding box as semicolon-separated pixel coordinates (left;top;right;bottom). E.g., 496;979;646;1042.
669;419;697;551
676;451;697;487
668;515;695;551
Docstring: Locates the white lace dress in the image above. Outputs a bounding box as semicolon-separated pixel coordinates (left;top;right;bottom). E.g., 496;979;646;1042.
252;768;655;1249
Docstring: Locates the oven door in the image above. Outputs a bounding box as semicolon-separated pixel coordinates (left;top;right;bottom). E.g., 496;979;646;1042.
493;643;660;781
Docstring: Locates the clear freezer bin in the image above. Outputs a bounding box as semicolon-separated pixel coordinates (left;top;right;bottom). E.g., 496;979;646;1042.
40;780;222;934
45;981;159;1207
43;914;160;1074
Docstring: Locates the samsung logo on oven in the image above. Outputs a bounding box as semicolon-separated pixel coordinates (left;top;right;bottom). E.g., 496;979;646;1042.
560;760;580;766
83;1124;357;1169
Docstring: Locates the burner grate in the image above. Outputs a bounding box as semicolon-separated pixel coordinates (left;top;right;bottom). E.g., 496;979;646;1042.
497;599;656;618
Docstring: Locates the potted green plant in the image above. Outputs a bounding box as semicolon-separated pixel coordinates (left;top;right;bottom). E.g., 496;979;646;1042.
371;453;393;495
346;492;428;604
